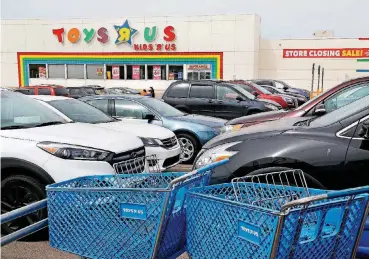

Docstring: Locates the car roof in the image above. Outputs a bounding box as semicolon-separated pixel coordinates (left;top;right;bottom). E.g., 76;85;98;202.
80;94;147;101
26;84;65;88
28;95;72;101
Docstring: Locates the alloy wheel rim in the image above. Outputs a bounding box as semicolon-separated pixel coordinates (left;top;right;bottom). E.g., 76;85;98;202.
178;137;195;162
1;183;41;232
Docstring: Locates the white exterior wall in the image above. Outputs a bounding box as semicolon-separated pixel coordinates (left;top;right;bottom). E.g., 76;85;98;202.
259;38;369;90
0;14;261;90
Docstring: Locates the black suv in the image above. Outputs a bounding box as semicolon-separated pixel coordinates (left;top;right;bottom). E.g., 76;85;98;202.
67;86;105;99
162;80;281;120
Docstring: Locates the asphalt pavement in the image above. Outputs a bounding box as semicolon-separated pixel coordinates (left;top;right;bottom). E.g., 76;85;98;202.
1;164;192;259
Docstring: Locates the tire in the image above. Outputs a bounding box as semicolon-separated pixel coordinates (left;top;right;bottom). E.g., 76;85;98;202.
1;175;48;241
247;166;326;189
176;133;200;164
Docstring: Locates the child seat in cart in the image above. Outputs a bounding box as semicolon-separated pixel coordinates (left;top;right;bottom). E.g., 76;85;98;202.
46;156;229;259
186;169;369;259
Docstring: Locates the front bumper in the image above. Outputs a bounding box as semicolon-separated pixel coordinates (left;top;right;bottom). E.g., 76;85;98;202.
145;144;181;171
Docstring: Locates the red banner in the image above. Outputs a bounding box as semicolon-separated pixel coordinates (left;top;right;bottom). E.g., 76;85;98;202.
283;48;369;58
112;66;120;79
132;65;140;80
153;65;161;80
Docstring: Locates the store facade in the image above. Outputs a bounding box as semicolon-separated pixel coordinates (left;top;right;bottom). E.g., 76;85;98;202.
1;14;368;91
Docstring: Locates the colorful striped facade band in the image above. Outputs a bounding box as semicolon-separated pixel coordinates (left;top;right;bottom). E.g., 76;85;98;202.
17;52;224;87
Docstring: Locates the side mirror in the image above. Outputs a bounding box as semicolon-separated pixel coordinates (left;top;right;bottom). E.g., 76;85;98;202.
358;122;369;139
252;91;260;97
313;103;326;116
143;113;155;122
236;95;244;102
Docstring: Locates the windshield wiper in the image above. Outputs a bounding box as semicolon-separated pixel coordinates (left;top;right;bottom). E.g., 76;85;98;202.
1;125;29;130
33;121;65;127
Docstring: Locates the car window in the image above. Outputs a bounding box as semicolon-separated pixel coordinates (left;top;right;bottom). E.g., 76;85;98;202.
1;91;67;129
48;99;115;123
15;89;35;95
324;83;369;113
85;99;109;114
228;84;255;100
189;84;215;99
239;84;253;93
69;89;81;95
354;117;369;138
310;95;369;127
54;88;69;96
38;88;51;95
217;86;240;100
167;83;190;98
115;99;149;119
274;81;286;89
82;88;95;95
141;97;183;117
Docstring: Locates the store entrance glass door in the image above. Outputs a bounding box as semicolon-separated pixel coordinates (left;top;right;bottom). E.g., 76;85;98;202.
187;64;211;80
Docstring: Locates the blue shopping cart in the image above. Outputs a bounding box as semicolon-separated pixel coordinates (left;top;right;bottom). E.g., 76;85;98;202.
46;157;229;259
186;170;369;259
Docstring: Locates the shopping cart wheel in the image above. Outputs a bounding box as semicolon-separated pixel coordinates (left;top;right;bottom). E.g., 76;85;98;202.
248;167;326;189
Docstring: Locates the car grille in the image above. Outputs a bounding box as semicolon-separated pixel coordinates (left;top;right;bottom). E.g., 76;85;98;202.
163;154;181;168
161;136;178;149
110;147;146;174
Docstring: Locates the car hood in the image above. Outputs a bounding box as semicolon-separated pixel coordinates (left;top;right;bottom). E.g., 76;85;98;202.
1;123;143;153
170;114;226;128
226;110;289;125
205;117;306;149
92;121;174;139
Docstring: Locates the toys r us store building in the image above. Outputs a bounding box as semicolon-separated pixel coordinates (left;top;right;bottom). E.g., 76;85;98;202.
1;14;368;93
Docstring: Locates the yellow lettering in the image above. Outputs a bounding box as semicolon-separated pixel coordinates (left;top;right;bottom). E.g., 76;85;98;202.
342;50;347;56
118;28;131;42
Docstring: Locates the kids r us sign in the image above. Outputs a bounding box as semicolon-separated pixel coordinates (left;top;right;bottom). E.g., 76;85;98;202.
52;19;176;51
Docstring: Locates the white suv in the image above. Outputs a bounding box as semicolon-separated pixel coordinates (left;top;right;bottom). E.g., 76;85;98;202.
29;95;181;171
0;90;145;235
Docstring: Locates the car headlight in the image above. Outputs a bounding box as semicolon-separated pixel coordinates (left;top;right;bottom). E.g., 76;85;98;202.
264;103;279;110
220;124;243;134
194;141;241;169
282;96;293;103
140;137;162;147
37;142;111;160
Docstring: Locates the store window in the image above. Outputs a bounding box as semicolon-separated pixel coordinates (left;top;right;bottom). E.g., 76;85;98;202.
147;65;166;80
127;65;145;80
86;65;104;79
189;84;215;99
114;99;149;119
85;99;109;114
29;64;46;78
167;83;190;98
67;64;84;79
187;64;211;80
168;65;183;80
48;64;65;79
106;65;125;80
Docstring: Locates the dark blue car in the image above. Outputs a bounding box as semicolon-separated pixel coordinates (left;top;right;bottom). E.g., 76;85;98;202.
80;95;226;163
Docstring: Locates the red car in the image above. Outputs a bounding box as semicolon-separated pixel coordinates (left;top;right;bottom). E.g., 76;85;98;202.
21;84;70;97
231;80;292;109
226;76;369;128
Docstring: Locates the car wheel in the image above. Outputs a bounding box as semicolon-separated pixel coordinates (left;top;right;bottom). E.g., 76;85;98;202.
1;175;47;240
176;133;199;164
247;167;326;189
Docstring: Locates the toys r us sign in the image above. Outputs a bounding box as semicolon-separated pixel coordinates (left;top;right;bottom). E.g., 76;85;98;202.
52;19;176;51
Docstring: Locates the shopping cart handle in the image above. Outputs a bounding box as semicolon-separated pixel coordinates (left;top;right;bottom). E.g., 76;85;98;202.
196;159;229;174
327;186;369;199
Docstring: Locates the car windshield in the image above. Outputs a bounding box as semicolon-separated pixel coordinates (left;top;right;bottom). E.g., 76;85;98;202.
82;88;95;95
310;95;369;127
141;98;184;117
246;81;272;94
229;84;256;100
1;91;67;129
47;99;115;124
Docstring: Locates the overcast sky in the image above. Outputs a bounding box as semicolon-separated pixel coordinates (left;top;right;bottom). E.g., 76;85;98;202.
1;0;369;39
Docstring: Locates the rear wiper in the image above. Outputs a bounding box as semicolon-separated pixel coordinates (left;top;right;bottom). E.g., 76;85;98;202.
33;121;65;127
1;125;29;130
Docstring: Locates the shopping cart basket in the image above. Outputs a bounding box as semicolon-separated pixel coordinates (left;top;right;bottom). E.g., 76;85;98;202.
186;169;369;259
46;157;229;259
